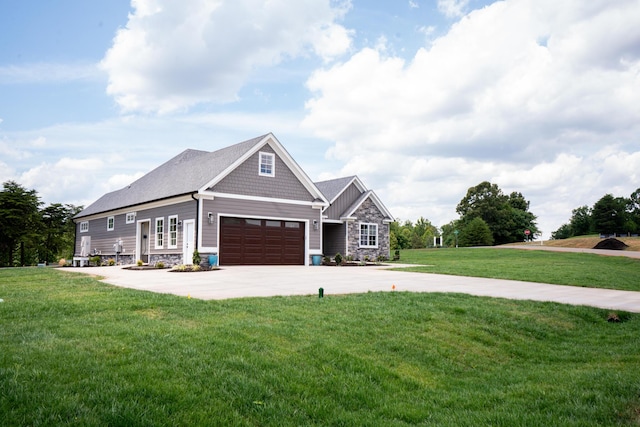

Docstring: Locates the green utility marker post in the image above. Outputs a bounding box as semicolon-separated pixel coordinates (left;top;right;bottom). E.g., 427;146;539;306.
319;287;324;298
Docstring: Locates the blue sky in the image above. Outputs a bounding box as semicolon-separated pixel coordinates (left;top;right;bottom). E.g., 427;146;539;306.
1;0;639;238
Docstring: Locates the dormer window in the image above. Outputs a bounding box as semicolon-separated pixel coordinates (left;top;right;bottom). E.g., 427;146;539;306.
259;152;275;177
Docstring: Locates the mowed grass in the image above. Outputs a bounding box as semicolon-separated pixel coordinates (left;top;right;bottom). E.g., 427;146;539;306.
395;248;640;291
1;268;640;426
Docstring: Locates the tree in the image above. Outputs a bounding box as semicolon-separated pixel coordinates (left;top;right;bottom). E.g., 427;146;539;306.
569;205;593;236
592;194;626;235
456;181;538;245
551;223;572;240
459;217;493;246
40;203;82;262
0;181;42;266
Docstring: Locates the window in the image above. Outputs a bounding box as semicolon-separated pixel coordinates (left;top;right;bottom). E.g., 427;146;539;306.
359;223;378;248
126;212;136;224
155;218;164;249
107;216;114;231
80;221;89;233
259;152;275;177
168;215;178;249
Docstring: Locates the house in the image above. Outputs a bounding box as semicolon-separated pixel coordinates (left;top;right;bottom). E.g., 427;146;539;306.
73;133;393;266
315;176;393;261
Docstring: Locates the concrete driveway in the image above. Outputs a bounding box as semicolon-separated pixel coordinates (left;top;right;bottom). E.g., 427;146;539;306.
62;264;640;313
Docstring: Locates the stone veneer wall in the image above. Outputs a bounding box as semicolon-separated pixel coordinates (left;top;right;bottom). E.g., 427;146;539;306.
346;198;390;261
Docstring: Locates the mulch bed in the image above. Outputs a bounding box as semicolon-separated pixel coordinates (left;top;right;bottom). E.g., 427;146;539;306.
593;238;629;250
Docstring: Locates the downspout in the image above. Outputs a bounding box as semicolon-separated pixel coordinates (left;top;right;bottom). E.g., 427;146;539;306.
191;193;199;250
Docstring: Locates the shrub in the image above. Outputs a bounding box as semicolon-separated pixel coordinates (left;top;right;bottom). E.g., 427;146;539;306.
58;258;66;267
334;253;343;266
108;259;116;266
191;264;201;272
156;262;165;269
90;256;101;266
137;259;143;266
323;256;331;265
192;250;201;266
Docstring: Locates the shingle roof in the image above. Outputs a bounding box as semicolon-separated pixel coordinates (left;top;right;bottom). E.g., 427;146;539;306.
75;134;268;218
313;176;357;202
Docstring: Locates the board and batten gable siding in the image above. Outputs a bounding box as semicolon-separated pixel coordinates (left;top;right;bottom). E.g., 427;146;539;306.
200;197;322;251
210;144;314;202
324;182;363;220
75;200;196;257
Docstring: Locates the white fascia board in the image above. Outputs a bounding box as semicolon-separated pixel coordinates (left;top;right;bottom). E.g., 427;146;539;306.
202;191;322;207
368;191;395;221
323;218;343;224
73;194;194;222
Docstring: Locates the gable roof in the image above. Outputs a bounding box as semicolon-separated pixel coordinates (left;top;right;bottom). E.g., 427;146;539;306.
75;133;327;219
314;175;394;222
342;189;395;222
314;176;365;204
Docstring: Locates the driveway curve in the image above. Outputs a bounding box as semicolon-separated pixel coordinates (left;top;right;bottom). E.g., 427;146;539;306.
62;264;640;313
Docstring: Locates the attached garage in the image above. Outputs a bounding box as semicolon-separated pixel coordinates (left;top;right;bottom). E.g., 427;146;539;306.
219;217;305;265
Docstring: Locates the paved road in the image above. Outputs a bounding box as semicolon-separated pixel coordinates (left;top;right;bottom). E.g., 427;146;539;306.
62;262;640;313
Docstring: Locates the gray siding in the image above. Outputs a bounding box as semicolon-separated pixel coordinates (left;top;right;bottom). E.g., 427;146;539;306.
201;197;322;250
74;200;196;258
324;183;363;219
211;144;314;201
322;223;346;257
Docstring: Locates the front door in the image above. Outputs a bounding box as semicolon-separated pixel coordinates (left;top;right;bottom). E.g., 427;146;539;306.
183;220;195;264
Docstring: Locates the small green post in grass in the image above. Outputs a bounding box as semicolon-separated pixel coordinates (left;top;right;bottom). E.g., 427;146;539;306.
319;287;324;298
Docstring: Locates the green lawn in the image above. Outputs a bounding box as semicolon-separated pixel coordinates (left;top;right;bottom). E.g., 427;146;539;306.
1;268;639;426
394;248;640;291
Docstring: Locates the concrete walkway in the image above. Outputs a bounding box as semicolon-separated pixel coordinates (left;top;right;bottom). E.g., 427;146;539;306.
62;263;640;313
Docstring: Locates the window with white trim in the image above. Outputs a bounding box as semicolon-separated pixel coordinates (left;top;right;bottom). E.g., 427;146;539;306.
168;215;178;249
155;218;164;249
80;221;89;233
359;223;378;248
107;216;115;231
259;152;275;177
126;212;136;224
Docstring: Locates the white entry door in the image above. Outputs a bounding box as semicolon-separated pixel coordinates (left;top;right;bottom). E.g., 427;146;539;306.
183;220;195;264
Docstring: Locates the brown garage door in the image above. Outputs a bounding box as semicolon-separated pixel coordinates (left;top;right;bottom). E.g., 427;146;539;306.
219;217;305;265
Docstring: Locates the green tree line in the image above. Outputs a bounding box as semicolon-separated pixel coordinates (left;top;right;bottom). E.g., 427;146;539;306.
0;181;82;267
551;189;640;239
391;181;539;249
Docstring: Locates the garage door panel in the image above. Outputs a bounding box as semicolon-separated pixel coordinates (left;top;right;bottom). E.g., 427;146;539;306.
220;217;305;265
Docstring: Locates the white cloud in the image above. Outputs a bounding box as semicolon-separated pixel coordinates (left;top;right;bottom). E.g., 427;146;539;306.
303;0;640;237
437;0;469;18
101;0;353;113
